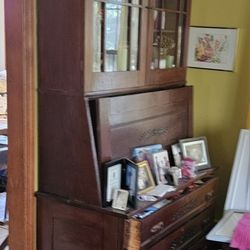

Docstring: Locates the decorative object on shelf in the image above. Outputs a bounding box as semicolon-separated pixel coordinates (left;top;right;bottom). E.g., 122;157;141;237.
179;136;211;171
168;166;182;186
102;158;138;208
181;157;196;178
171;143;182;167
188;26;238;71
137;161;155;194
155;34;176;69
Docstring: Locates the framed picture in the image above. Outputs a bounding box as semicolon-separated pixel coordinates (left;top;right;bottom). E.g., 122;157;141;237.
112;189;129;211
103;160;122;206
152;150;170;185
187;27;238;71
179;136;211;171
123;160;138;208
137;161;155;194
132;144;163;181
102;158;138;208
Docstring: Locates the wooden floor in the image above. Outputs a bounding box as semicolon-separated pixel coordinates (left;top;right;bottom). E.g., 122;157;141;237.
0;225;8;250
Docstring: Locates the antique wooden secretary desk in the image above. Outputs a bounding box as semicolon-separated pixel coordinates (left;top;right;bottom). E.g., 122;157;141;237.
37;0;218;249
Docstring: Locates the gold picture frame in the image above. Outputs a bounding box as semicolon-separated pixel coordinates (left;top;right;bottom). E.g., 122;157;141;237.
137;161;155;194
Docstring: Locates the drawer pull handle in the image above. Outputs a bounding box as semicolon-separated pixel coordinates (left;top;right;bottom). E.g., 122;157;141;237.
205;191;214;201
150;221;164;234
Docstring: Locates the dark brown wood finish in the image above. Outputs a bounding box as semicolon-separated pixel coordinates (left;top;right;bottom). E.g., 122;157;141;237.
35;1;219;249
37;174;217;250
96;86;193;163
37;195;124;250
38;0;101;205
5;0;36;249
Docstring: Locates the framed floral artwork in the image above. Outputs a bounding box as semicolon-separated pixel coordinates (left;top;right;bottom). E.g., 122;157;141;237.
187;27;238;71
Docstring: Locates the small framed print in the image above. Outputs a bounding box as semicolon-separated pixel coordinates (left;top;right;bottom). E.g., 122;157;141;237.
187;27;238;71
112;189;129;211
179;136;211;171
152;150;170;185
102;158;138;208
137;161;155;194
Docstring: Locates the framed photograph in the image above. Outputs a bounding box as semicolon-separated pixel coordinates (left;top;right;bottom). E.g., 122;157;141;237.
103;160;122;206
123;160;138;208
112;189;129;211
102;158;138;208
152;150;170;185
132;144;163;162
187;27;238;71
132;144;163;180
137;161;155;194
179;136;211;171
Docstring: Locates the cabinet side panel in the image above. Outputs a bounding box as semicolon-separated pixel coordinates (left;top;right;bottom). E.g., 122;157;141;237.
39;94;101;205
37;0;101;204
37;0;83;91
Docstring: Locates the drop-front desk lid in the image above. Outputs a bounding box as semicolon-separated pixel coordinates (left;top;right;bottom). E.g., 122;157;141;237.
206;129;250;243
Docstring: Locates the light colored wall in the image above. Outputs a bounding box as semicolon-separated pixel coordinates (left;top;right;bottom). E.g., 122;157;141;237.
0;0;5;71
187;0;250;216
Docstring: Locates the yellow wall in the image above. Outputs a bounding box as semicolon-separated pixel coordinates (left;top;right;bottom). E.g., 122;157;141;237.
187;0;250;216
0;0;5;70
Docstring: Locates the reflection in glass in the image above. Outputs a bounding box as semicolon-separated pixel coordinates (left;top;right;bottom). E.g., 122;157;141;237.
151;10;177;69
93;1;140;73
130;0;140;71
93;2;102;72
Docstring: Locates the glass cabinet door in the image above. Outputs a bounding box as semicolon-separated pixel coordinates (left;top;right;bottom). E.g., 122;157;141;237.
85;0;148;94
93;0;140;72
147;0;190;85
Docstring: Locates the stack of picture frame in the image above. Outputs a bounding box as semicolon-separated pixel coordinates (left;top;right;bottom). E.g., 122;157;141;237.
102;136;211;210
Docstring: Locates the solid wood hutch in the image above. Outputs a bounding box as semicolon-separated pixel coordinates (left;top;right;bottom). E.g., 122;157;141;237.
37;0;218;249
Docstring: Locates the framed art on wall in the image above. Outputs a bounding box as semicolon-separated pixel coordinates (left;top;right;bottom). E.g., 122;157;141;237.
187;27;238;71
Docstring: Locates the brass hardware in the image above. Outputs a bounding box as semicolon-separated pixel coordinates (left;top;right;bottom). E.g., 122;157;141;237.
150;221;164;234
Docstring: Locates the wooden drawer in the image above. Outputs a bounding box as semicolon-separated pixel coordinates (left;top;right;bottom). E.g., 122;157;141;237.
124;177;217;249
147;206;215;250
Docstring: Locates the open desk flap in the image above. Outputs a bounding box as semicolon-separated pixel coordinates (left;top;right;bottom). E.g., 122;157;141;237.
207;129;250;243
224;129;250;211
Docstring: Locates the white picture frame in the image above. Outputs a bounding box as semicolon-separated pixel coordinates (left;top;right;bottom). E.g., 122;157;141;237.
112;189;129;211
152;150;170;185
179;136;211;171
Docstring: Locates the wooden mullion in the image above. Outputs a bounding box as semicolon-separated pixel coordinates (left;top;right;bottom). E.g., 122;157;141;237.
101;2;105;72
127;5;131;71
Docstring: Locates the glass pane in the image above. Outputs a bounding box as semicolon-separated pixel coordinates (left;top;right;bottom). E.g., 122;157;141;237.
130;2;140;71
93;1;141;73
151;10;177;69
179;0;186;12
176;13;185;67
93;2;102;72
